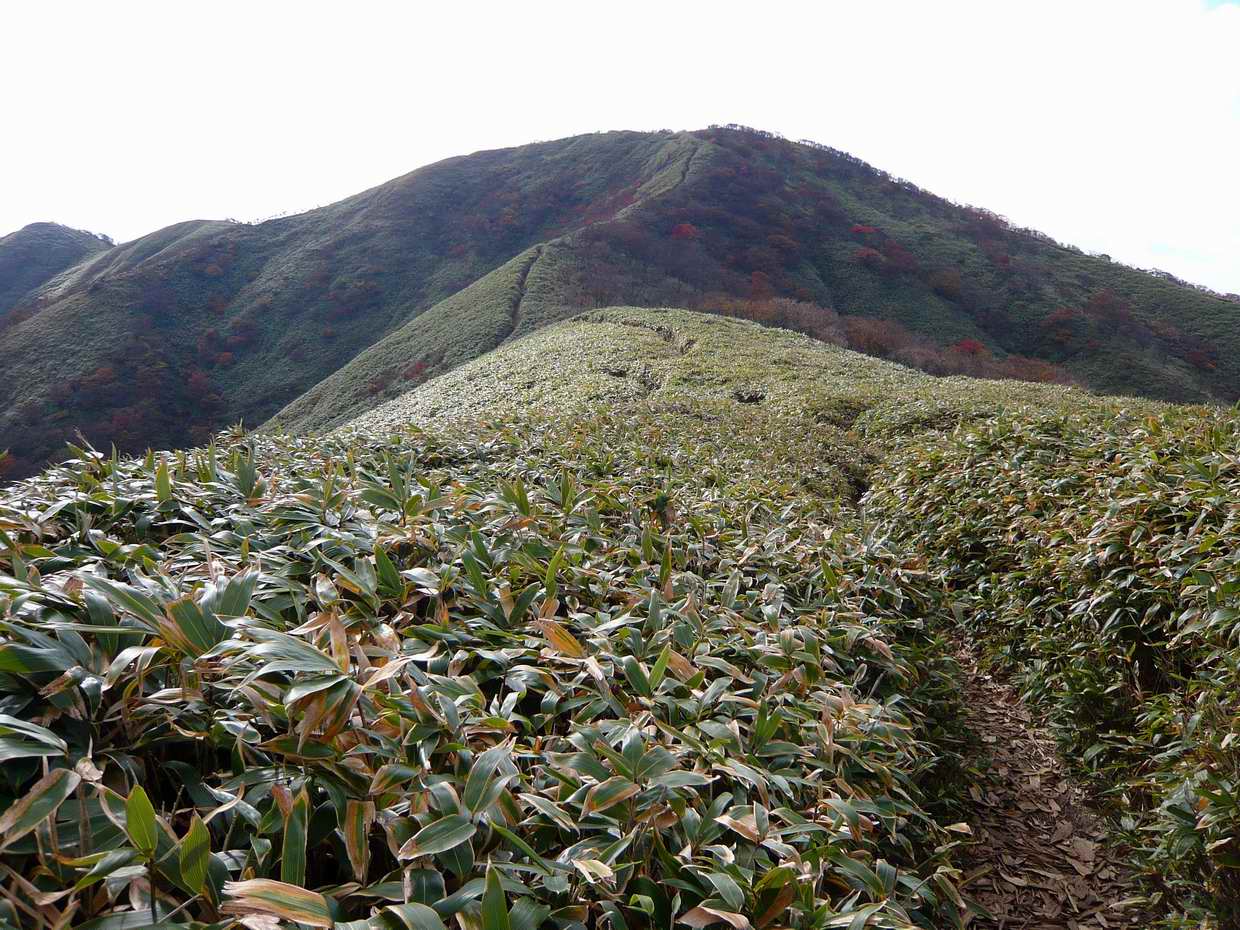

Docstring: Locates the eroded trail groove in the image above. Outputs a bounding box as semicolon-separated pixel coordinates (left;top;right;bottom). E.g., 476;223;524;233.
955;645;1150;929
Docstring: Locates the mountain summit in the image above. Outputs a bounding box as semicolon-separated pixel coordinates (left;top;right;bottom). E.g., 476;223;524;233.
0;222;109;322
2;126;1237;476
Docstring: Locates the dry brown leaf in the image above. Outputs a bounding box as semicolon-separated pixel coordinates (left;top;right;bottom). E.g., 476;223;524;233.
679;905;752;929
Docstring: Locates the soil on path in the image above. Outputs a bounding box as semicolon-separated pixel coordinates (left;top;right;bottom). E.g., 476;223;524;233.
956;645;1152;929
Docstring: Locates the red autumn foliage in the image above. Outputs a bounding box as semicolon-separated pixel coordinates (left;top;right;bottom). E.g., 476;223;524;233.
978;238;1011;268
403;360;429;381
929;269;964;301
1185;348;1218;371
226;319;259;349
697;296;1074;387
853;246;884;269
0;452;15;478
186;370;211;396
953;338;988;356
86;366;117;386
1083;290;1134;325
670;223;700;240
766;234;799;263
844;317;912;357
851;224;878;235
1042;306;1082;328
215;352;235;367
881;240;919;274
197;328;220;354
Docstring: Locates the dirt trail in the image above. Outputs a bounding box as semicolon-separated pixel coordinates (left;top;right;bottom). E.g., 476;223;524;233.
956;644;1151;929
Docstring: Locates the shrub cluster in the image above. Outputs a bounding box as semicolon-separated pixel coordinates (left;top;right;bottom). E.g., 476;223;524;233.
871;406;1240;926
0;402;975;929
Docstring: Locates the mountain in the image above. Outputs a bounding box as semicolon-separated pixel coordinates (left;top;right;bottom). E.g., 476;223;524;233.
0;222;109;321
0;307;1231;925
4;126;1239;476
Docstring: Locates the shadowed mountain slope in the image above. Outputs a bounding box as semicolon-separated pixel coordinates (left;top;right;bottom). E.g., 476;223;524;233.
0;132;695;475
0;222;109;322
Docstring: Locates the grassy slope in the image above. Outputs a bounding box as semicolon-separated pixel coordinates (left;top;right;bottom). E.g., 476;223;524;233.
349;308;1237;922
266;247;544;432
269;237;713;433
342;307;1110;441
0;309;1027;929
0;222;108;321
1;307;1230;925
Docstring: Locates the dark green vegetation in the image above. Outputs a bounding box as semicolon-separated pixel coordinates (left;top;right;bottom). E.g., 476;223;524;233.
2;308;1238;926
5;126;1240;477
873;405;1240;927
0;223;108;322
0;312;988;929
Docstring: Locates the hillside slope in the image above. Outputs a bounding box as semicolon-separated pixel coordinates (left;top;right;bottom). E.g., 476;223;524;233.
7;127;1240;475
0;222;108;321
1;307;1234;925
341;306;1102;440
346;308;1240;924
0;132;697;475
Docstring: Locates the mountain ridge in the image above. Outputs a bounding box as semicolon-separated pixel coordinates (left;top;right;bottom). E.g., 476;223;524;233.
3;126;1238;477
0;221;110;323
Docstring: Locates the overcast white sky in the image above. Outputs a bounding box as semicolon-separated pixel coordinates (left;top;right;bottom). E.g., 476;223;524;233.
2;0;1237;293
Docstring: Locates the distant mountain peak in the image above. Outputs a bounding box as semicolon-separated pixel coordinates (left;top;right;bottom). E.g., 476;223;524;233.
2;127;1238;478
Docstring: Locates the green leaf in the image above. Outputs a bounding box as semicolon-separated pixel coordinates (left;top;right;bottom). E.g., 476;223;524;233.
155;459;172;503
649;645;672;691
179;814;211;893
374;545;403;595
212;569;259;617
382;902;448;930
81;576;162;631
281;786;310;886
463;746;511;813
247;628;341;677
0;643;72;674
481;864;511;930
510;898;551;930
0;715;68;764
398;814;476;858
582;776;640;816
0;768;81;849
125;784;158;858
487;822;554;875
162;596;227;656
72;848;142;892
622;656;652;698
846;902;885;930
705;872;745;912
544;546;564;601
